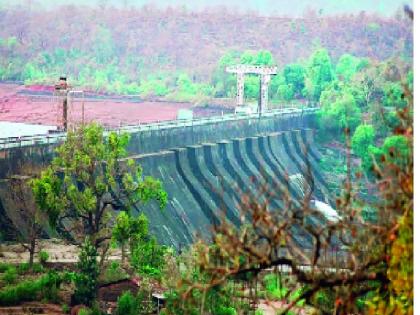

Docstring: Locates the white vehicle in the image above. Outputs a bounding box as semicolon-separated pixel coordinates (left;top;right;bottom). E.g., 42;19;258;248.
235;105;257;115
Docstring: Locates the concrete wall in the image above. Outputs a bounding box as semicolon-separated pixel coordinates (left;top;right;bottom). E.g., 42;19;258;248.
133;129;328;247
0;110;321;243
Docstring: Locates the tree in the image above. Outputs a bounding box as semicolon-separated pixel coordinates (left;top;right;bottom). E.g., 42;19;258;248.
244;75;260;100
382;135;410;168
73;238;100;306
112;211;131;266
382;82;408;109
283;63;305;97
254;50;275;66
277;82;294;101
319;90;362;134
335;54;363;82
32;123;167;257
351;124;375;160
112;211;149;266
303;48;334;101
6;171;45;267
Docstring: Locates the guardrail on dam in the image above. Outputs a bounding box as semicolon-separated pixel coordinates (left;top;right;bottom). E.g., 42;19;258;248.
0;108;322;244
0;108;317;177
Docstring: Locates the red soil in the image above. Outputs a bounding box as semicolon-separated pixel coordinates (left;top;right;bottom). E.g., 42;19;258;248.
0;84;193;128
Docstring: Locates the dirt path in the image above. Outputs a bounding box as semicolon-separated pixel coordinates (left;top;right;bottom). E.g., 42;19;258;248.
0;239;120;264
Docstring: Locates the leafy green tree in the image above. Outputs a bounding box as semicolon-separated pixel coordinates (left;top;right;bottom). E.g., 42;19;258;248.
382;135;411;168
336;54;363;82
212;51;239;98
244;75;259;99
283;63;305;97
112;211;131;265
116;291;139;315
32;124;167;254
253;50;274;66
382;82;408;109
277;82;294;101
129;215;166;278
351;124;376;159
112;211;149;265
304;48;334;101
239;51;255;65
319;90;362;134
73;238;100;306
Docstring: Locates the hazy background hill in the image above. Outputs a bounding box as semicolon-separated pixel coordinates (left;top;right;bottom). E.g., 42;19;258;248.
0;2;412;99
0;0;412;16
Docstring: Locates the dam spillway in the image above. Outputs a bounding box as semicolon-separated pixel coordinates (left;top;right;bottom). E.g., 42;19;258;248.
0;108;329;246
134;128;328;247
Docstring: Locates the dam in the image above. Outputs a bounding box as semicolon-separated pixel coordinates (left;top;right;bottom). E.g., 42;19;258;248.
0;108;330;248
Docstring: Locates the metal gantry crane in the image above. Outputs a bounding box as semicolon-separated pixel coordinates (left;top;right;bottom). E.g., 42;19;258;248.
226;65;277;113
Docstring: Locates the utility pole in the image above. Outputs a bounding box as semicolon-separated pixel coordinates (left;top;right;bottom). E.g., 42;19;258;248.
54;76;69;132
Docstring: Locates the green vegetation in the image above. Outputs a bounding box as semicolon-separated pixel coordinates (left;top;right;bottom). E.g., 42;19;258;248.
38;250;49;265
303;48;335;101
32;123;167;253
115;291;139;315
73;238;100;306
0;271;63;306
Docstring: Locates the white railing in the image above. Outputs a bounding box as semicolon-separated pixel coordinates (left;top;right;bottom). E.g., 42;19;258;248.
0;107;319;150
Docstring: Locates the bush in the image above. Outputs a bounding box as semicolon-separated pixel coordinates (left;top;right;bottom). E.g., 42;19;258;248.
73;239;99;306
0;271;62;306
351;125;375;159
39;250;49;265
2;267;17;284
17;263;31;274
116;291;139;315
78;308;92;315
319;91;362;135
62;304;70;314
382;135;411;168
0;263;11;273
103;261;128;283
130;237;166;279
32;263;44;274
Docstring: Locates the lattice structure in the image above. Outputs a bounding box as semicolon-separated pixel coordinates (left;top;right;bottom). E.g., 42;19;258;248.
226;65;277;112
52;77;84;131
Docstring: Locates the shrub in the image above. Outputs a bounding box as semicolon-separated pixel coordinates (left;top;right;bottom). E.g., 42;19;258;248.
73;239;99;306
263;273;288;300
130;237;166;279
103;261;128;283
2;267;17;284
78;308;92;315
351;125;375;159
319;91;362;135
17;263;30;274
116;291;138;315
0;263;11;273
38;250;49;265
32;263;44;274
214;306;237;315
0;271;62;306
62;304;70;314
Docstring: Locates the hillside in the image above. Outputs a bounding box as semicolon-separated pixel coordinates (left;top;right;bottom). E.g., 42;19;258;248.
0;5;412;85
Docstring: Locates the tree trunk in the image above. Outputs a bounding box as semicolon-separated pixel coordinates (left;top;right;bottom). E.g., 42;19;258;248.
121;243;126;266
28;237;36;267
99;242;110;269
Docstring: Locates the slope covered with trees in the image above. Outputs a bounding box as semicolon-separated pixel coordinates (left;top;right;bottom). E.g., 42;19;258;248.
0;4;412;99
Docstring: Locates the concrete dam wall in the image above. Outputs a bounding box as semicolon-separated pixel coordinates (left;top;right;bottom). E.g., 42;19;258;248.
132;128;329;248
0;109;326;245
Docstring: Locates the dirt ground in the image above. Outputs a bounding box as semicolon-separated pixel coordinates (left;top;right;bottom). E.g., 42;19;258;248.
0;84;196;128
0;239;120;264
